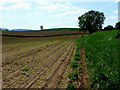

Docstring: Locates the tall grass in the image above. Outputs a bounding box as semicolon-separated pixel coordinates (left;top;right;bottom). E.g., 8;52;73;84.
79;30;120;89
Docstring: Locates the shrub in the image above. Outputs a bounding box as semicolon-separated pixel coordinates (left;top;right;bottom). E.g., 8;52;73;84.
71;61;79;68
66;84;76;90
68;73;79;80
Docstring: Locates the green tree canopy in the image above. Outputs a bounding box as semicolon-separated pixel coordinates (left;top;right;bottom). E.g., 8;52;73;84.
78;10;105;33
115;21;120;29
104;25;113;30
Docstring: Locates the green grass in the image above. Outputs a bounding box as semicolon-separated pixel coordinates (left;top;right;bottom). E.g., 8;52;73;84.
41;28;80;31
78;30;120;89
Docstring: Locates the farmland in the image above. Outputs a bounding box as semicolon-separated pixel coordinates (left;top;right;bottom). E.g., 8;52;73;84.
2;29;120;89
2;35;83;88
2;30;80;36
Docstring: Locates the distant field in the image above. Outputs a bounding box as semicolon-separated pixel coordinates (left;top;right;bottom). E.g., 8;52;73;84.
43;28;80;31
2;30;81;36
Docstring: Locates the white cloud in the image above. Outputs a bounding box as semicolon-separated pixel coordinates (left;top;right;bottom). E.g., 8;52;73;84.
33;0;52;5
0;0;31;11
114;10;118;13
32;0;120;2
37;3;71;13
107;16;118;20
34;12;43;15
55;8;88;17
114;0;120;2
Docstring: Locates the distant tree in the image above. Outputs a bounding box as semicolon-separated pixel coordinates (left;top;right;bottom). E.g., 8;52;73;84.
78;10;106;34
115;21;120;29
104;25;113;30
40;25;43;30
0;28;2;31
5;29;9;31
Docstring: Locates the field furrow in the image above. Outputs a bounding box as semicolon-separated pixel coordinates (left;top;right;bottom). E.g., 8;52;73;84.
2;35;82;89
31;42;74;88
2;41;59;65
3;41;73;88
2;41;68;79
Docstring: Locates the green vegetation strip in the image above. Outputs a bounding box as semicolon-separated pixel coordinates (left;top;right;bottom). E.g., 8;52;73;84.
66;37;81;89
1;33;88;37
42;28;80;31
79;30;120;89
6;41;72;88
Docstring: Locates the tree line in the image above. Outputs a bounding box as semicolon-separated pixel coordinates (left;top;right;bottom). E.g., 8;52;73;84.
78;10;120;34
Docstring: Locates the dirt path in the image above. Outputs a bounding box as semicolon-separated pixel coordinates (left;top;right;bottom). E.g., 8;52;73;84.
77;48;91;88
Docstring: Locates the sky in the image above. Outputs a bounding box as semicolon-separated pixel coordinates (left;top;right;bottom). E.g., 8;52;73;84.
0;0;119;30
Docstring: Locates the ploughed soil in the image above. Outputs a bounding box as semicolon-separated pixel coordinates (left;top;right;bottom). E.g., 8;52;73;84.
2;30;80;35
2;35;90;89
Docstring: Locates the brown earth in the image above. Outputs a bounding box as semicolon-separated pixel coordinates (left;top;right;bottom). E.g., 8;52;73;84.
2;35;90;89
2;30;80;35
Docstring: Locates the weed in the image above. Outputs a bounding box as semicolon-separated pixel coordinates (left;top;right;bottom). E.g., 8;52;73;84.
75;52;80;57
21;73;26;75
26;75;30;77
68;72;79;81
22;68;30;71
74;56;80;61
71;61;79;68
66;83;76;90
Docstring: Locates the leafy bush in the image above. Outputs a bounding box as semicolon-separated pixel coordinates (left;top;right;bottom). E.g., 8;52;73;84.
68;73;79;81
66;84;76;90
71;61;79;68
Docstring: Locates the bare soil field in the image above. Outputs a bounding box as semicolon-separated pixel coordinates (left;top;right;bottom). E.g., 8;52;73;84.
2;35;89;88
2;30;80;35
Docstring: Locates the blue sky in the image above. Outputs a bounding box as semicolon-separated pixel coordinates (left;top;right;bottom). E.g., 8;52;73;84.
0;0;119;30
